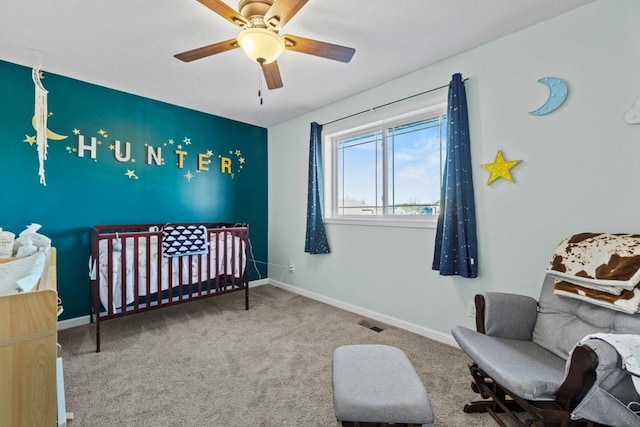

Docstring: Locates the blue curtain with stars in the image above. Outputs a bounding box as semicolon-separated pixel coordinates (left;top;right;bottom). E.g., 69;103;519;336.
432;73;478;277
305;122;331;254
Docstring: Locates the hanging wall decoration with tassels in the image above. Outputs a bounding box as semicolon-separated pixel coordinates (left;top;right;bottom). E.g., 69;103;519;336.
32;68;49;186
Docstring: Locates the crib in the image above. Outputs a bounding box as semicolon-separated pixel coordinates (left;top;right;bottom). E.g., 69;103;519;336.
89;222;249;352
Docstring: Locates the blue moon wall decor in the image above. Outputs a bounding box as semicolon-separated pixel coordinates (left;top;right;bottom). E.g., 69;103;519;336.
624;99;640;124
529;77;568;116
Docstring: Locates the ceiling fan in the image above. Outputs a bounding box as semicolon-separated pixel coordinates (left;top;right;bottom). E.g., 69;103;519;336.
174;0;356;90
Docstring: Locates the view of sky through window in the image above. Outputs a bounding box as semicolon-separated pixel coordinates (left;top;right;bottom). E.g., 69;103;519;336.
336;116;446;215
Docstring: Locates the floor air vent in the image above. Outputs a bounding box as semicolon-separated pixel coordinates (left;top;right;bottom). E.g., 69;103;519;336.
357;319;385;333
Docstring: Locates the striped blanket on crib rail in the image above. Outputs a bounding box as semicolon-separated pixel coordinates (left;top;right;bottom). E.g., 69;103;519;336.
547;233;640;314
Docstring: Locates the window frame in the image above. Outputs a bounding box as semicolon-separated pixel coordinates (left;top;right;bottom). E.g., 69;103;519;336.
322;95;448;229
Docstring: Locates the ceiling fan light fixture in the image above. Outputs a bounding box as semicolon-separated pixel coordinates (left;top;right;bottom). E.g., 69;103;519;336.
237;27;285;64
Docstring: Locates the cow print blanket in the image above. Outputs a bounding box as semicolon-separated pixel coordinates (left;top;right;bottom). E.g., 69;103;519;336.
548;233;640;313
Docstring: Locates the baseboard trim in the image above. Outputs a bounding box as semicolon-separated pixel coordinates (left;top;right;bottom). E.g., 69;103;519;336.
269;279;459;348
57;279;457;347
58;315;91;330
249;278;269;288
58;279;269;330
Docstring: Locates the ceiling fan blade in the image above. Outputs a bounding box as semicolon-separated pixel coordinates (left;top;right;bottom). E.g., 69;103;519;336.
174;38;238;62
261;61;283;90
264;0;309;30
282;35;355;63
197;0;249;28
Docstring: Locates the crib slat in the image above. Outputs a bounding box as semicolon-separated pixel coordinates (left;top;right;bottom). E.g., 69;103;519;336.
133;237;139;312
205;232;212;295
215;230;221;293
167;250;174;306
197;253;203;297
178;255;184;302
231;229;237;290
145;234;152;308
155;232;162;307
107;237;113;317
120;236;127;313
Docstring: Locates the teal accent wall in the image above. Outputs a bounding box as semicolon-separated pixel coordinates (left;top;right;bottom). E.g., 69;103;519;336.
0;60;268;320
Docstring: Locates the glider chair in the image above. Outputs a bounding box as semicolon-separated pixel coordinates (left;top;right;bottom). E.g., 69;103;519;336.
452;233;640;427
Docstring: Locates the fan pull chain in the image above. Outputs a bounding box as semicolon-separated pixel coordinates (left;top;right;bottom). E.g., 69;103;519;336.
257;67;264;106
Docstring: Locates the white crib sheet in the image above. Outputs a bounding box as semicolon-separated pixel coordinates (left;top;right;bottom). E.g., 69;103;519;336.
97;233;246;312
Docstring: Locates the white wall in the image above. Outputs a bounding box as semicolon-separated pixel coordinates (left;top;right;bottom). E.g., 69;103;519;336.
267;0;640;343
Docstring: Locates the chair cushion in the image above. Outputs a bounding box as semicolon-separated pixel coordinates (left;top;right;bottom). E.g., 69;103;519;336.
533;276;640;360
452;325;566;401
332;344;433;425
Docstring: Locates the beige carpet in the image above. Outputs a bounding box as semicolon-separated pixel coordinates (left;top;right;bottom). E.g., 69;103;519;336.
58;285;516;426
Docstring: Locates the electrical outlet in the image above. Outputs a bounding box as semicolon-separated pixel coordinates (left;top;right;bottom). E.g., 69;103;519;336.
288;263;295;272
467;301;476;318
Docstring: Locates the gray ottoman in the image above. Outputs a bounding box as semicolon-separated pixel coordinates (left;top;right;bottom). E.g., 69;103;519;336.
332;344;434;427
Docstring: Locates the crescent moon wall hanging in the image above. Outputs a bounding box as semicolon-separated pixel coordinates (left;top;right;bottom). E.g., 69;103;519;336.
32;67;49;186
31;115;68;140
529;77;568;116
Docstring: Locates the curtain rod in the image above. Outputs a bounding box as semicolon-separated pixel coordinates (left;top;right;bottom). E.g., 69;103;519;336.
321;77;469;127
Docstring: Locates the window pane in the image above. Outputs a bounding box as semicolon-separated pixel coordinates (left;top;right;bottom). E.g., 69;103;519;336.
329;108;447;220
337;132;383;215
387;117;446;215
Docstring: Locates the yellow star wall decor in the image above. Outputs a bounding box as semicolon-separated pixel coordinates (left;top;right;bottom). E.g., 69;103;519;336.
480;150;522;185
23;135;37;146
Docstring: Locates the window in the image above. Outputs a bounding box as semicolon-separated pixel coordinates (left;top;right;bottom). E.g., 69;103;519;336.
323;101;447;227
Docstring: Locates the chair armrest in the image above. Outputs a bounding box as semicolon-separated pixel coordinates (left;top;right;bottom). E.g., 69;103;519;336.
475;292;538;340
556;344;598;409
577;338;630;387
564;338;640;425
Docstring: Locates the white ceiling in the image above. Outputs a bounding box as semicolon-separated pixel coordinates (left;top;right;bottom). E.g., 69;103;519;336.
0;0;594;128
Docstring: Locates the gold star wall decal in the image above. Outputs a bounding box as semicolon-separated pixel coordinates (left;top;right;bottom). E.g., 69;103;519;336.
23;135;37;146
480;150;522;185
125;169;138;179
185;171;194;182
72;128;80;135
183;137;191;145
